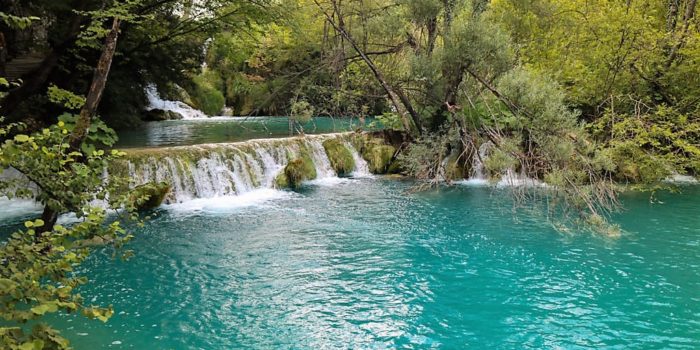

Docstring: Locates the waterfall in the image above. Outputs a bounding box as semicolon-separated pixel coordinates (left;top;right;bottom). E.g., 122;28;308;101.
121;134;367;203
145;84;208;120
455;142;545;187
471;142;493;181
346;142;372;177
456;142;492;186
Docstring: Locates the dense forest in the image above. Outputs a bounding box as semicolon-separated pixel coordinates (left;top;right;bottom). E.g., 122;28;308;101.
1;0;699;348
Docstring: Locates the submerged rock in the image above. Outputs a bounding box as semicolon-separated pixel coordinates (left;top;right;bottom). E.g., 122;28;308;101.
130;182;171;210
322;139;355;176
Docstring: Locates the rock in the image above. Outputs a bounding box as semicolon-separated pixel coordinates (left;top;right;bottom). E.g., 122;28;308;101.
130;182;171;211
362;143;396;174
275;151;317;189
143;109;184;121
322;139;355;176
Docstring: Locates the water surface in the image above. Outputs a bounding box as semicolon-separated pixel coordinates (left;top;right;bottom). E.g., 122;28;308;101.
9;181;696;349
116;116;375;148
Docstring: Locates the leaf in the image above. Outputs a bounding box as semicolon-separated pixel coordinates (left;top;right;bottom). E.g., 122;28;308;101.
18;340;44;350
0;278;16;292
31;302;58;315
14;134;30;142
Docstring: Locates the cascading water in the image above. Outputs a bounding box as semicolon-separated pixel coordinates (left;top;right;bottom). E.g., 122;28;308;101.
454;142;545;187
121;133;368;203
145;84;208;120
346;141;372;177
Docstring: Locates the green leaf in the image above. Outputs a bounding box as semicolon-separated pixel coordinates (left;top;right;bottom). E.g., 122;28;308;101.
14;134;30;142
18;340;44;350
0;278;16;292
31;302;58;315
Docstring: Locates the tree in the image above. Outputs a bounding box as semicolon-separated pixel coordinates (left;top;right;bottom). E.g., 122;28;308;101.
0;5;149;348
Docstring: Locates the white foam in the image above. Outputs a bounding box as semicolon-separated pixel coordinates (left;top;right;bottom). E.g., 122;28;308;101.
145;84;208;119
664;174;698;184
496;170;547;188
163;189;293;213
0;198;43;221
305;177;356;187
454;178;490;186
347;142;374;178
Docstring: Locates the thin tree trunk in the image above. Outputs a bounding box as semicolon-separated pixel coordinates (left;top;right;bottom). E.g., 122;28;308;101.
664;0;697;71
39;17;121;233
313;0;423;134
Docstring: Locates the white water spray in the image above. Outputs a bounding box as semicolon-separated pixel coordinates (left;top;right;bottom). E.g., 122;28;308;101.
145;84;208;120
124;134;369;203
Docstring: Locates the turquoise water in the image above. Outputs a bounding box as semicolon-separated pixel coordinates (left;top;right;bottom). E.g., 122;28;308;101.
3;180;700;349
116;117;376;148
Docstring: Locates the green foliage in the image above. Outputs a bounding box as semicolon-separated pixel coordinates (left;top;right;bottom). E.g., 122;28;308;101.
444;153;469;181
289;100;315;134
47;86;86;111
0;12;39;29
290;100;314;124
322;139;355;176
0;212;125;349
589;104;700;181
398;129;456;179
371;112;404;131
362;141;397;175
0;122;139;349
57;114;118;155
190;71;226;116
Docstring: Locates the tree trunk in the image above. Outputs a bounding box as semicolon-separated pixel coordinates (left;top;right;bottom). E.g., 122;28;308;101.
313;0;423;134
0;32;7;76
39;17;122;233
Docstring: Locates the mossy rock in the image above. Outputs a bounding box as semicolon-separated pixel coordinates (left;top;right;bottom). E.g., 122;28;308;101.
362;143;396;174
274;172;290;188
130;182;171;211
144;109;183;121
386;159;403;175
322;139;355;176
444;153;469;181
276;153;317;188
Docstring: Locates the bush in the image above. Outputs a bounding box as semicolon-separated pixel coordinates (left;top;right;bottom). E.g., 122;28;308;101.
191;71;226;115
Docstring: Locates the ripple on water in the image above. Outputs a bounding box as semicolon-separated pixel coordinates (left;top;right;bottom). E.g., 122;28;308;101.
6;181;697;349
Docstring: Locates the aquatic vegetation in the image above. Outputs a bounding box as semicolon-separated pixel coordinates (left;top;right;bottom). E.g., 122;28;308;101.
130;182;172;211
322;139;355;176
280;152;318;188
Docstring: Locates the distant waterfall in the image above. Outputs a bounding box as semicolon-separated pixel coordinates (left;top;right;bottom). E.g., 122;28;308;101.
145;84;208;119
121;134;370;203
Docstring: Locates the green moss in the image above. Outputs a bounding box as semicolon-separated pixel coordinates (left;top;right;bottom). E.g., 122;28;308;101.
322;139;355;176
362;143;396;174
444;153;468;181
386;159;403;175
130;182;171;211
274;172;290;188
191;70;225;115
276;149;317;188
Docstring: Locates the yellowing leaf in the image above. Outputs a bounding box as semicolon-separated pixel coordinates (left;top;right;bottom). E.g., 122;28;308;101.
14;134;30;142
